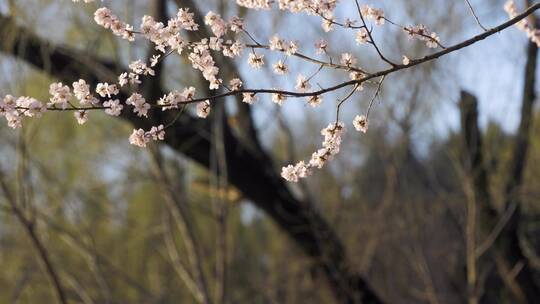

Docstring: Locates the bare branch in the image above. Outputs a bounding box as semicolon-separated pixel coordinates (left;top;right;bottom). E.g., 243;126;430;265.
0;169;69;304
464;0;488;31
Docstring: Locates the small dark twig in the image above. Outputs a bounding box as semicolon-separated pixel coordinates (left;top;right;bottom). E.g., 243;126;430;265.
464;0;488;31
354;0;397;67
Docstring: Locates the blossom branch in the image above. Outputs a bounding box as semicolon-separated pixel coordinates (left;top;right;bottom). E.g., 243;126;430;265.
383;18;446;49
354;0;397;67
3;0;540;181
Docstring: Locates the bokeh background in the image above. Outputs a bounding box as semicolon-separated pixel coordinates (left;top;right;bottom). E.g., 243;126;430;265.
0;0;539;303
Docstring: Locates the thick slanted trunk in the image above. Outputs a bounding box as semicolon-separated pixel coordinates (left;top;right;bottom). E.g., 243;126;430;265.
0;14;382;304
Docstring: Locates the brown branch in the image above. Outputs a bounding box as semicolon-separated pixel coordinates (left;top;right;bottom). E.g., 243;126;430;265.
354;0;397;66
464;0;488;31
149;148;213;304
163;210;208;304
0;170;69;304
494;36;540;303
383;18;447;49
48;215;157;301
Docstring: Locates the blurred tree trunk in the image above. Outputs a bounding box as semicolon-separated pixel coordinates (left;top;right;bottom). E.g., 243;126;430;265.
459;39;539;303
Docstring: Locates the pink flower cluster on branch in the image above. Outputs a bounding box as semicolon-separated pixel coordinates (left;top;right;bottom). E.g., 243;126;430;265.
0;0;539;182
281;122;345;182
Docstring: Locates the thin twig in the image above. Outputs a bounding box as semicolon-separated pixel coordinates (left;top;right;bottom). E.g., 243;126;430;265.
335;84;360;122
354;0;397;67
0;170;69;304
366;75;386;118
464;0;488;31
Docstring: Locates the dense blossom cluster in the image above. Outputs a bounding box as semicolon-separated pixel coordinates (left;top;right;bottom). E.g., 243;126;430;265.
0;95;44;128
94;7;135;41
281;122;345;182
129;125;165;148
0;0;536;182
237;0;338;13
157;87;196;110
403;25;441;48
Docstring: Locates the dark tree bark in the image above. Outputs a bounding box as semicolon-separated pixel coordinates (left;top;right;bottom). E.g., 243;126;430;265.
494;39;540;304
459;39;540;303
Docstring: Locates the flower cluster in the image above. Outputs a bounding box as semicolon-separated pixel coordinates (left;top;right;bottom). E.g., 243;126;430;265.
11;0;530;182
403;24;441;48
353;115;368;133
158;87;196;110
237;0;339;14
96;5;246;90
96;82;119;98
242;93;257;104
157;10;243;89
237;0;340;32
361;5;385;25
356;28;369;44
73;80;99;106
281;122;345;182
235;0;272;10
269;35;299;55
94;7;135;41
505;0;540;46
0;95;45;128
49;82;72;109
126;93;150;117
129;125;165;148
196;100;211;118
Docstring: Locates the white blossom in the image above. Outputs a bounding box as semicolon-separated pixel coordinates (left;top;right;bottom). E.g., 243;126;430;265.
271;92;286;105
402;56;410;65
356;28;369;44
315;39;328;54
247;53;264;69
340;53;357;67
129;128;149;147
307;95;322;107
126;93;150;117
74;110;88;125
295;74;311;92
229;78;243;91
361;5;385;25
353;115;368;133
242;93;257;104
103;99;123;116
147;125;165;141
49;82;72;110
96;83;119;98
196;100;211;118
273;60;289;75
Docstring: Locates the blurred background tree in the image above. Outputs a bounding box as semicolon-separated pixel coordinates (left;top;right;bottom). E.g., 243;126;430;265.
0;0;539;303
